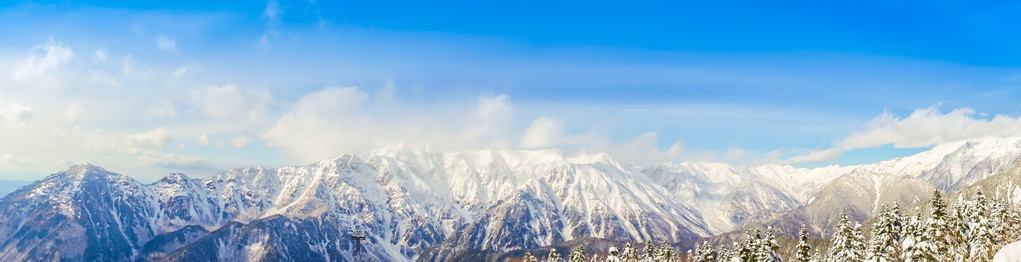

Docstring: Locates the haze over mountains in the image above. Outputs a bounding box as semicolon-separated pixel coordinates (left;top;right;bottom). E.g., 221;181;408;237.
1;136;1021;261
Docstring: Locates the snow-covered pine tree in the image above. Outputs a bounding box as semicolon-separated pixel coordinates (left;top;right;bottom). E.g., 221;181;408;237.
826;211;864;262
795;224;813;262
967;189;994;262
739;229;760;262
643;240;656;261
989;197;1009;245
523;251;539;262
865;205;896;262
853;223;866;260
657;242;674;262
911;190;951;262
1008;207;1021;244
888;201;904;252
607;246;622;262
621;241;641;262
547;249;564;262
718;243;734;262
950;195;970;261
568;245;588;262
693;241;717;262
900;209;924;261
756;227;782;262
990;192;1021;248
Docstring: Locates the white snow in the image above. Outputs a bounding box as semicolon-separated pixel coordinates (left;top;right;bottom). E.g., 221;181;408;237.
6;136;1021;261
994;241;1021;262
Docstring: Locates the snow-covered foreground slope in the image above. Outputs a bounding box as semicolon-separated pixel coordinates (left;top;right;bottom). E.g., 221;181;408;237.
2;137;1021;261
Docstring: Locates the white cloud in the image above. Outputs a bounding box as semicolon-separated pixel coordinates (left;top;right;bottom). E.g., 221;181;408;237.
93;49;108;63
119;55;153;79
476;94;512;123
519;115;605;149
125;127;172;154
726;148;747;159
262;86;522;162
1;154;27;166
261;86;375;160
138;153;217;172
467;94;514;147
787;147;843;163
149;101;177;119
12;39;74;85
170;63;201;77
64;102;84;121
90;70;118;86
0;103;34;125
155;35;177;53
290;86;368;118
230;136;249;148
521;117;563;148
84;127;172;155
197;134;209;145
614;132;686;164
188;84;273;124
788;106;1021;163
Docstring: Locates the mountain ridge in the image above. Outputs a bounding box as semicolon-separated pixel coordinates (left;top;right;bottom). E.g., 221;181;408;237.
2;136;1021;261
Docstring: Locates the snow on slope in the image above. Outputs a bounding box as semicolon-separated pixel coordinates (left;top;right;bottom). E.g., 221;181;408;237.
3;137;1021;261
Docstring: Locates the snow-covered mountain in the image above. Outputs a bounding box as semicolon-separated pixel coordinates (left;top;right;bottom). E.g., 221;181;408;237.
711;136;1021;242
2;137;1021;261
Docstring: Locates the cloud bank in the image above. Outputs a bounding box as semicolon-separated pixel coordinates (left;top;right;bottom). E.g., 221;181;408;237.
788;106;1021;163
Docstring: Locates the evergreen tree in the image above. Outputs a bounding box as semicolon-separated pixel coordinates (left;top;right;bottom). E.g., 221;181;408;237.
607;246;622;262
865;205;896;262
914;190;951;262
523;251;539;262
738;229;760;262
547;249;564;262
888;201;904;257
643;240;657;261
853;223;866;260
657;242;674;262
900;210;924;261
717;244;734;262
568;245;588;262
621;241;641;262
826;211;864;262
967;189;994;262
950;195;970;261
794;224;813;262
989;193;1021;248
693;241;717;262
989;197;1009;245
756;227;782;262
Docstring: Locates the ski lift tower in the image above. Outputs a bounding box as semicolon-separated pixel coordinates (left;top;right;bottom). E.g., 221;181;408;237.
350;230;367;255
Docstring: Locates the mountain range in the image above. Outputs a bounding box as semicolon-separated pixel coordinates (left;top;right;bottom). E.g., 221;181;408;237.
2;137;1021;261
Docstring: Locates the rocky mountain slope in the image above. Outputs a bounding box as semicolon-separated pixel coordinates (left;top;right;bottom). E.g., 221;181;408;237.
1;137;1020;261
709;136;1021;244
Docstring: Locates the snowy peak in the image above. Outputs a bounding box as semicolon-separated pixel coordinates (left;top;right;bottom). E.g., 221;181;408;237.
3;137;1021;261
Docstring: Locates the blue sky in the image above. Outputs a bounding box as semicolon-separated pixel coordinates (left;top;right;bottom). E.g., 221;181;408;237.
2;0;1021;181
